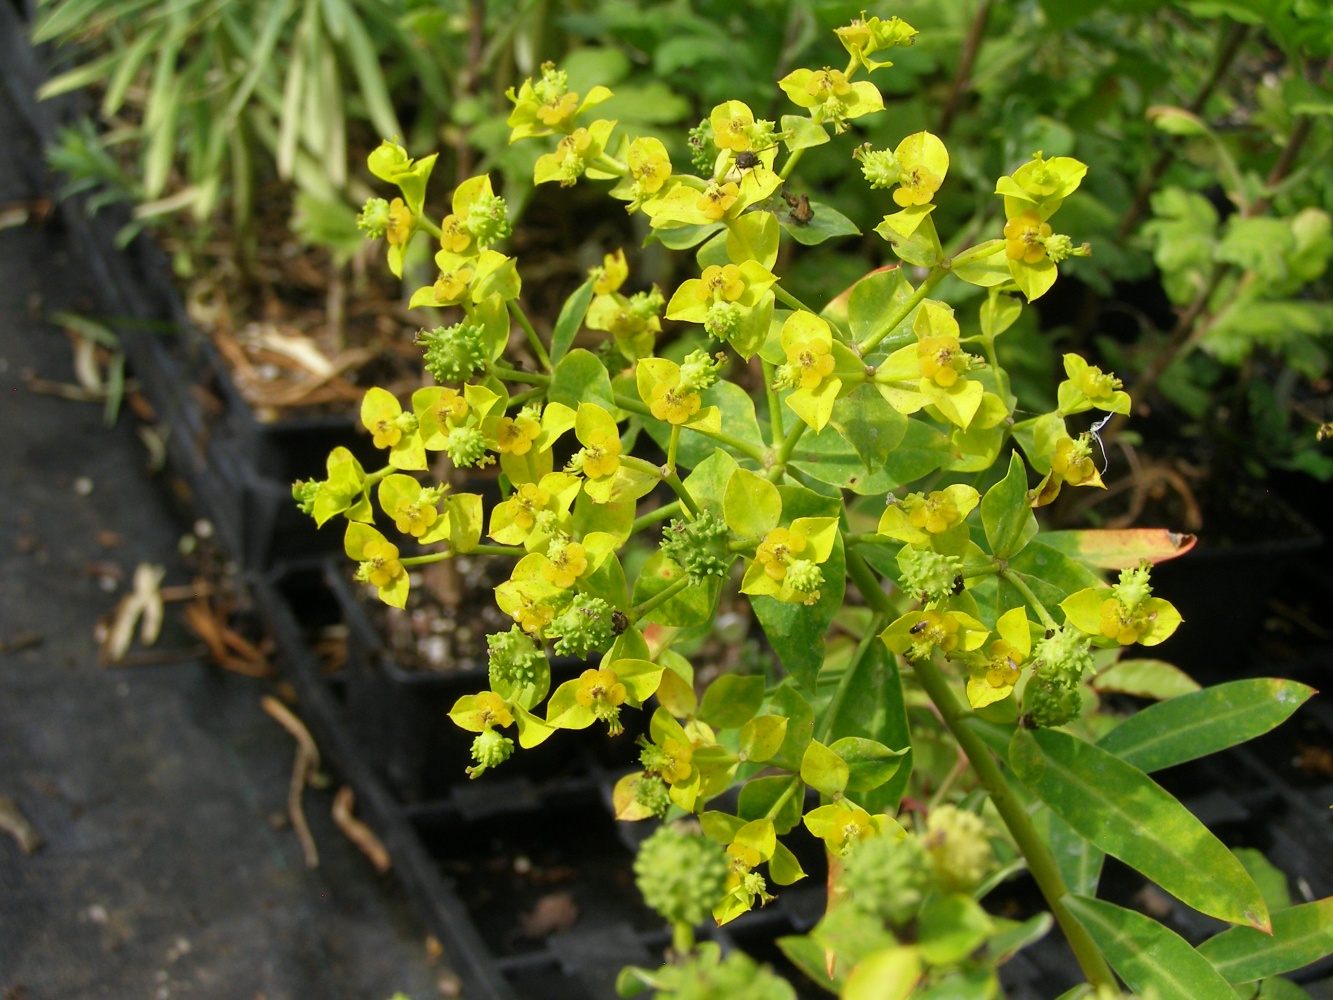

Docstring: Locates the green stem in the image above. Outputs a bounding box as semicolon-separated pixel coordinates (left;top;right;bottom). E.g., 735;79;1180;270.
842;532;892;547
506;386;545;409
416;216;443;240
507;299;552;371
631;575;692;623
767;419;808;480
1000;569;1059;632
632;500;681;535
774;284;818;316
858;267;947;354
613;392;767;464
761;359;785;445
764;774;803;820
491;363;550;386
667;424;681;474
664;471;699;518
778;146;806;182
913;653;1115;990
400;543;524;566
845;550;1115;991
672;920;695;957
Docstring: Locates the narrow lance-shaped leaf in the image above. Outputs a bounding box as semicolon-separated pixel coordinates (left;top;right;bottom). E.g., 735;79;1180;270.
1199;898;1333;985
1097;679;1315;774
1065;895;1242;1000
1010;727;1270;931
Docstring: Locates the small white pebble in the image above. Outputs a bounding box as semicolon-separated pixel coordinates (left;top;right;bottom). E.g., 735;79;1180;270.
193;519;213;540
73;477;93;496
86;904;109;924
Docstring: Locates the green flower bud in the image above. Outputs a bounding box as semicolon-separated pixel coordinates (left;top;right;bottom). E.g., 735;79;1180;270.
418;322;487;384
487;627;546;692
678;349;727;394
292;479;320;517
1031;624;1094;687
468;728;514;778
771;363;801;391
634;823;730;928
628;286;666;323
785;560;824;603
1111;563;1153;612
633;774;671;818
840;833;932;927
1025;674;1082;729
531;63;569;105
463;192;512;248
924;804;994;893
703;300;743;341
444;425;490;468
659;511;731;584
357;197;391;238
688;119;717;175
896;546;963;603
551;594;615;658
855;145;902;189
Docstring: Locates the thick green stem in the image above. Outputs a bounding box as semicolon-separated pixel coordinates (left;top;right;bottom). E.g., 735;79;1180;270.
779;146;806;182
672;920;695;957
1001;569;1059;632
416;216;443;240
913;654;1116;990
858;267;947;354
506;387;545;409
612;391;767;464
667;424;681;474
767;419;808;480
400;543;523;566
844;550;1115;991
507;299;552;371
664;471;699;518
631;575;692;623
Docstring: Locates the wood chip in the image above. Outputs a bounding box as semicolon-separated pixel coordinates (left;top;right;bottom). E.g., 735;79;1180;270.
100;563;166;664
518;892;579;938
331;786;390;874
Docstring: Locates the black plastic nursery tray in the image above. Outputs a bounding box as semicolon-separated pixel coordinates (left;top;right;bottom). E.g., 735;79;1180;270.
0;3;372;570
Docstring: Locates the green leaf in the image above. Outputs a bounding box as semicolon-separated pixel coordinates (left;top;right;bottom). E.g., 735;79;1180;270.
1065;895;1241;1000
548;348;616;412
842;266;913;347
726;211;780;269
779;198;861;246
831;387;909;478
724;468;782;538
781;114;830;152
740;715;789;764
682;447;740;514
1011;728;1270;930
631;551;719;627
880;418;952;490
778;935;842;994
830;736;905;792
1093;659;1201;700
1199;898;1333;985
801;739;850;797
764;681;814;772
737;775;803;834
917;895;994;966
821;641;913;814
699;674;766;729
981;452;1038;559
1235;848;1293;913
1047;810;1105;897
1096;679;1315;773
844;947;922;1000
550;278;595;365
987;912;1053;965
1039;527;1198;569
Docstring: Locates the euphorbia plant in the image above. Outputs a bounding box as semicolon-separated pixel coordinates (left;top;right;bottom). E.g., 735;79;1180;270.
296;14;1330;999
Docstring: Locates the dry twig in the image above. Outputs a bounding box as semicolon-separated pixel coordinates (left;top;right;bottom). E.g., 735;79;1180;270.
331;786;391;874
261;695;321;868
0;796;43;854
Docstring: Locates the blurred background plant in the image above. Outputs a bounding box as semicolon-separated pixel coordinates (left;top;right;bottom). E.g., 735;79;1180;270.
31;0;1333;505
